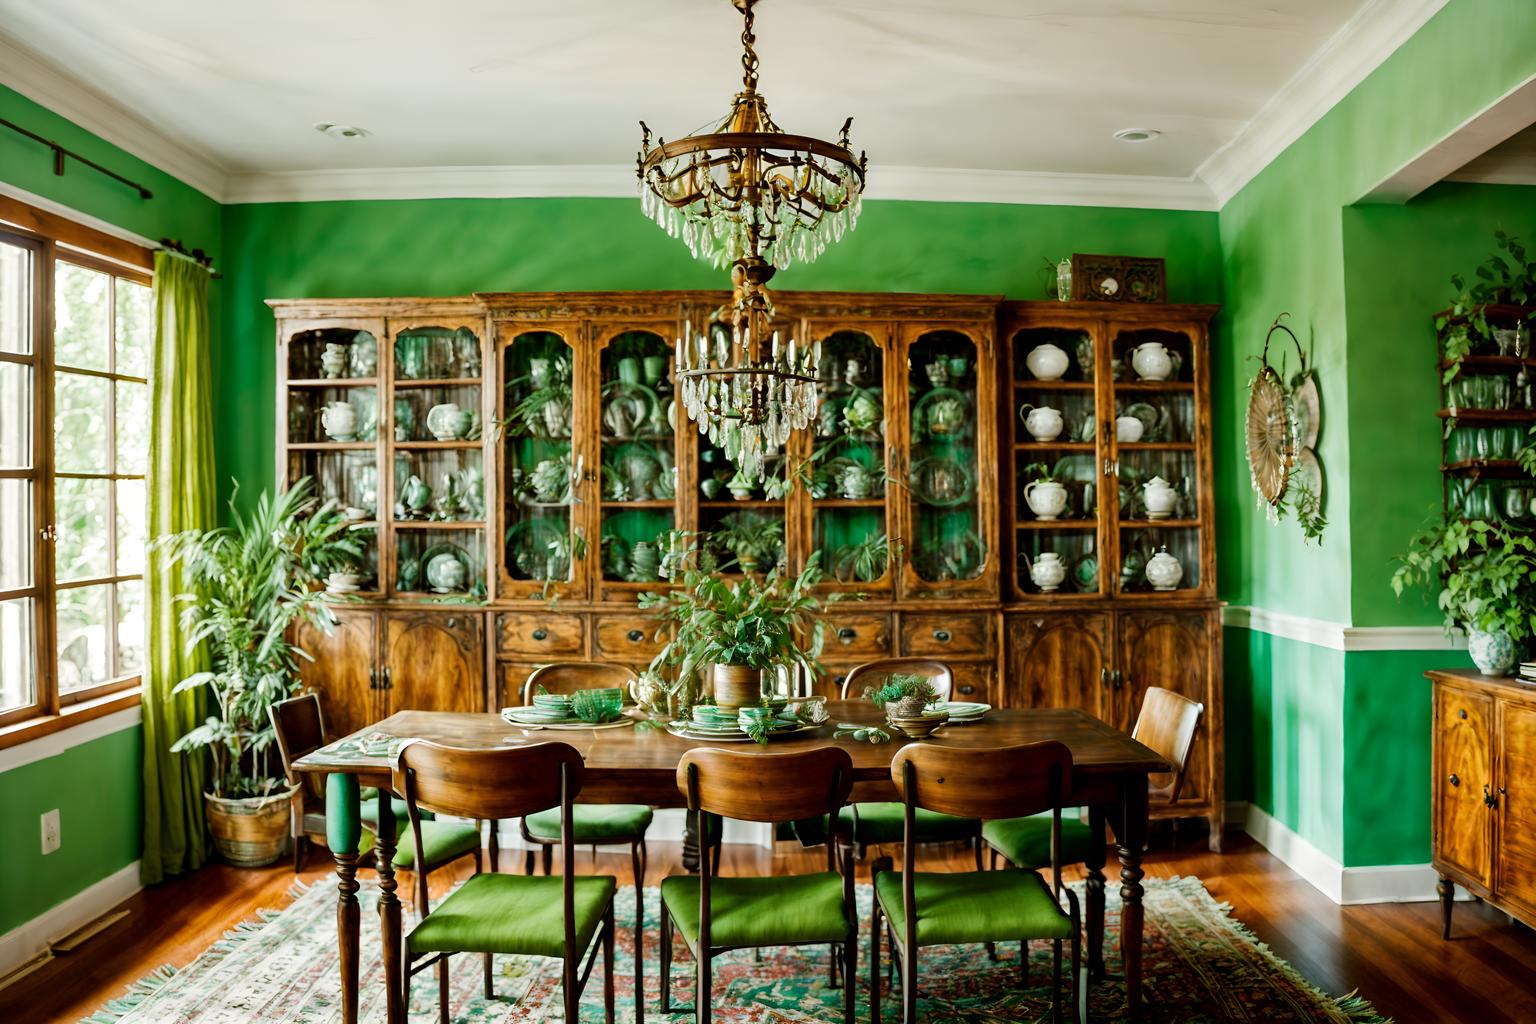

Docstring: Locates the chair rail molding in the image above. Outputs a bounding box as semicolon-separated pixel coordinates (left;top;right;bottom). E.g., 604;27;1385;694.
1222;605;1460;652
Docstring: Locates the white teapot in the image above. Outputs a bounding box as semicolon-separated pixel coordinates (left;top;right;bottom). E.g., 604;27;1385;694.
1029;551;1067;592
1142;476;1179;520
1019;404;1064;442
1145;547;1184;591
1131;342;1173;381
1024;478;1069;521
1025;343;1070;382
320;401;358;441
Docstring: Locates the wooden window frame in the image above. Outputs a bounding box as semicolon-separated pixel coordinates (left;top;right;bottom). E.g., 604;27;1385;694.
0;206;154;745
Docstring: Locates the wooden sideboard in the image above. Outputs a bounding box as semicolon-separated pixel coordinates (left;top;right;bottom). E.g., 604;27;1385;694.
1431;668;1536;936
270;291;1223;845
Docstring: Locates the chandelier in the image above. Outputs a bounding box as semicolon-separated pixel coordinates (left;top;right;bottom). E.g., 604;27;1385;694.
639;0;866;475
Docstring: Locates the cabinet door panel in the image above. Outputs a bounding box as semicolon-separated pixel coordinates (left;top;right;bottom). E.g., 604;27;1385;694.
1435;685;1493;887
1495;698;1536;907
1005;613;1109;716
294;609;377;739
383;611;484;716
1117;610;1211;805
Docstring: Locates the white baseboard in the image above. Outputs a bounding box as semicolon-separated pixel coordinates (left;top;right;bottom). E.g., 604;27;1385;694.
1230;802;1468;905
0;860;141;977
481;809;774;854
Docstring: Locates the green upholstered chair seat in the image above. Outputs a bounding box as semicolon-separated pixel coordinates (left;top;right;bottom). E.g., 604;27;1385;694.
524;804;654;843
661;872;850;950
874;868;1074;946
394;820;481;870
840;801;978;845
981;811;1094;869
407;873;617;958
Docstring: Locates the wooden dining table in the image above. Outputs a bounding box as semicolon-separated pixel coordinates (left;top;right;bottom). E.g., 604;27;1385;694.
294;702;1169;1023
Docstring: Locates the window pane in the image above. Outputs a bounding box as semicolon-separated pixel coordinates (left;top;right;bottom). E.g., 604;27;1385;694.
115;279;152;378
116;579;143;676
57;583;109;692
54;262;111;371
55;476;109;581
0;479;31;590
55;370;111;472
116;381;149;475
116;478;145;576
0;240;31;355
0;598;35;711
0;361;30;468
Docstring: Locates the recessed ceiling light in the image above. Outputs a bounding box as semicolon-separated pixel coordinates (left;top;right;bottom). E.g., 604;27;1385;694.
313;122;370;140
1113;128;1161;143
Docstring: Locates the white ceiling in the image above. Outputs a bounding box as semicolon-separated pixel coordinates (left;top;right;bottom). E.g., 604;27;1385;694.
1449;123;1536;187
0;0;1452;208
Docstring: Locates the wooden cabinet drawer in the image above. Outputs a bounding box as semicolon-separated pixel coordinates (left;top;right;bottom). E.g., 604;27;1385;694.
497;662;548;708
901;613;993;656
496;612;585;656
817;664;863;700
950;662;993;703
594;617;668;661
823;614;893;658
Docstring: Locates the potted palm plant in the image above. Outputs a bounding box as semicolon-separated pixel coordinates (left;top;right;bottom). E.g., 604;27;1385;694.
641;544;840;710
159;479;360;866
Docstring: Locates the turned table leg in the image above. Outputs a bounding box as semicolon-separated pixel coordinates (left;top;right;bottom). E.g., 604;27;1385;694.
1085;806;1108;978
374;790;404;1024
1117;780;1150;1022
1438;876;1455;939
326;774;363;1024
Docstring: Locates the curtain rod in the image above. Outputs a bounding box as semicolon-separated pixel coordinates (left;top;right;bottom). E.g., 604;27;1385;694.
0;116;154;200
159;238;220;279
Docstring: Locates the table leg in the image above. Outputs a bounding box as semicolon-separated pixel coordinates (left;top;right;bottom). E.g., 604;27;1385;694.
325;775;363;1024
1084;805;1107;978
1116;780;1150;1022
374;790;403;1024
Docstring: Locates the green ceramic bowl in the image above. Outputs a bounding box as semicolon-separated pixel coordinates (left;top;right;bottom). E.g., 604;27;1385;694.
572;688;623;723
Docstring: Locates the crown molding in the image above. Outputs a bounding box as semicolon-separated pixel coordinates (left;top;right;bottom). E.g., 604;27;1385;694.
1222;605;1460;653
223;161;1218;210
1196;0;1451;207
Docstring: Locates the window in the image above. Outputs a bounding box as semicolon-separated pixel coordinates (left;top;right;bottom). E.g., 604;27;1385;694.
0;221;151;730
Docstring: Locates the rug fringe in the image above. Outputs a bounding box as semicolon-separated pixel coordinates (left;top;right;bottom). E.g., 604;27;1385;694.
75;963;177;1023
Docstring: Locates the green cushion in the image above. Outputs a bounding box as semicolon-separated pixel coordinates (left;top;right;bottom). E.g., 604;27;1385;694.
661;872;851;950
394;820;481;870
839;802;979;845
874;869;1074;946
407;873;616;958
981;811;1094;869
525;804;654;843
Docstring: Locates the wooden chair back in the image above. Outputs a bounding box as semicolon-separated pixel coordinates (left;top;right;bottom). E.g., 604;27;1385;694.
1131;687;1205;804
523;662;638;704
270;693;327;799
840;658;953;701
891;741;1072;822
678;746;855;825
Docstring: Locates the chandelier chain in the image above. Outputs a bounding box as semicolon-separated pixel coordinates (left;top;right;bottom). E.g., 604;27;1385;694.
740;0;759;94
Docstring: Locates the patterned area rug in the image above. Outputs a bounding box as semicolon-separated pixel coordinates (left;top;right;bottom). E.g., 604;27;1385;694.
84;876;1389;1023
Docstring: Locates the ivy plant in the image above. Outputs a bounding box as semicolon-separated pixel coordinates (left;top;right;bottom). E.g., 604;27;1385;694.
1392;516;1536;641
1436;230;1536;383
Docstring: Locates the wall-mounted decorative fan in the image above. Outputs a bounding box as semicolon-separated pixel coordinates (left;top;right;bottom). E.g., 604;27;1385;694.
1246;315;1305;517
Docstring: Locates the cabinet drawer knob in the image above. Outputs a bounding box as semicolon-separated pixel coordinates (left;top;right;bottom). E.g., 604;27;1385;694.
958;684;976;696
837;627;856;643
932;628;951;643
532;628;549;641
445;617;458;629
1449;774;1460;787
1458;709;1468;720
627;629;644;643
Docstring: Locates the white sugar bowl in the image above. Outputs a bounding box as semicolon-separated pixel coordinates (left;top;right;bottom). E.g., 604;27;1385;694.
1024;478;1069;521
1142;475;1179;520
1145;547;1183;591
1029;552;1067;592
320;401;358;442
1025;343;1070;382
1131;342;1173;381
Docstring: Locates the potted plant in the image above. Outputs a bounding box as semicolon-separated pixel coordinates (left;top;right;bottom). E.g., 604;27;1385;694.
1393;516;1536;675
641;544;841;710
865;673;941;719
1437;231;1535;382
832;533;898;583
158;479;361;866
711;510;785;573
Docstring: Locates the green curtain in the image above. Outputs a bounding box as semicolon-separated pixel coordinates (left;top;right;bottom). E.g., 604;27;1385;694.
141;251;216;884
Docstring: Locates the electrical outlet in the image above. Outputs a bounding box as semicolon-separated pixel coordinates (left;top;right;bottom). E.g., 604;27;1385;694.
40;809;60;855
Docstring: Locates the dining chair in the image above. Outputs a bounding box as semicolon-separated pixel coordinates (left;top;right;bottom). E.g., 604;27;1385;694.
394;739;624;1024
269;694;483;880
838;658;983;866
872;741;1082;1024
982;685;1205;871
659;746;858;1024
517;663;654;941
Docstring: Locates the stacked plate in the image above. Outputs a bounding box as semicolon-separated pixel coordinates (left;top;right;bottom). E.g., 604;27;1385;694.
933;701;991;724
667;704;812;742
508;693;577;725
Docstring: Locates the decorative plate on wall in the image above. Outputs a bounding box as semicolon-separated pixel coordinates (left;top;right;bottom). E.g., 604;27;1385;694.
1246;316;1302;512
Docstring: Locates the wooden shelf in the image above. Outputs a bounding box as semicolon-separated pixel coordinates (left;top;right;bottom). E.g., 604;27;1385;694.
601;500;675;509
396;440;482;450
1013;380;1094;390
286;442;375;451
1119;441;1196;452
1119;519;1201;529
393;377;483;389
811;498;887;508
1113;380;1195;392
1441;356;1536;374
1442;459;1529;478
391;520;486;529
601;434;677;444
1438;408;1536;422
1014;441;1095;451
287;378;378;388
699;499;784;509
1014;519;1097;529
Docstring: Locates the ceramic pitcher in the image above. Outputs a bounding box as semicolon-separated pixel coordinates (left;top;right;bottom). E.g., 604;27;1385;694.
1131;342;1173;381
321;401;358;441
1019;404;1064;442
1024;478;1068;521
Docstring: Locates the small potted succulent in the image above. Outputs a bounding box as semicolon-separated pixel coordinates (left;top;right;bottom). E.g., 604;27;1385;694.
865;673;941;719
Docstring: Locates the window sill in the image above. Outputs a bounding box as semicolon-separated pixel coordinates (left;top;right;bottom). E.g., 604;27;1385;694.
0;690;142;751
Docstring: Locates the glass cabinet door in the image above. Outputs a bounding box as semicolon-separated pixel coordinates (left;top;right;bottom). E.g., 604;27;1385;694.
387;320;486;599
500;327;579;599
596;327;680;594
804;326;892;588
1107;324;1205;596
282;321;384;593
1009;323;1103;600
900;326;994;595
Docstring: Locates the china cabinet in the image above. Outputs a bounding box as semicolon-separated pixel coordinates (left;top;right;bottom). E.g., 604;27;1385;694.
269;293;1222;840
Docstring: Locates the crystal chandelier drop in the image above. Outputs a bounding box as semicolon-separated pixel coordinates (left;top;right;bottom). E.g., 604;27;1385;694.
639;0;866;474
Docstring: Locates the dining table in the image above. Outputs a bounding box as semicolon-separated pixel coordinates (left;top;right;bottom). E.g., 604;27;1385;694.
293;702;1170;1024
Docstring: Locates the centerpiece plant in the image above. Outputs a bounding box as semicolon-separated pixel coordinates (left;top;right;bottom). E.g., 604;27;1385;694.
865;673;941;719
158;478;361;866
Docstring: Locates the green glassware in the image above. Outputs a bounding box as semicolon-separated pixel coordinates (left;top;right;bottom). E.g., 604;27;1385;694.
572;687;624;723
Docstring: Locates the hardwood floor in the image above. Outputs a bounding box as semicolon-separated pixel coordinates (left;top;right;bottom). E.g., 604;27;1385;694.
5;831;1535;1024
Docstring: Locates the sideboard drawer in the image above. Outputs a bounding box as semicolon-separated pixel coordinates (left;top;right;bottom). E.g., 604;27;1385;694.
595;617;667;661
497;662;547;708
950;662;993;703
823;614;893;658
901;613;993;656
497;613;585;656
